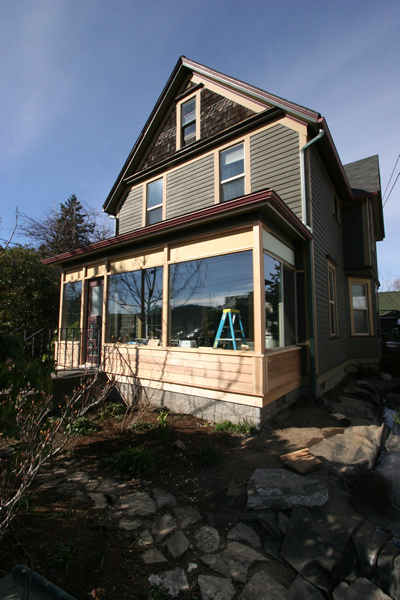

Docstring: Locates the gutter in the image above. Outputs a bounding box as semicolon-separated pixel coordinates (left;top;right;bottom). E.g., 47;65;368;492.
300;129;324;400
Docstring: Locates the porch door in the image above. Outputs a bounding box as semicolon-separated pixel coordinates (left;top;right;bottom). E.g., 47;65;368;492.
86;277;104;365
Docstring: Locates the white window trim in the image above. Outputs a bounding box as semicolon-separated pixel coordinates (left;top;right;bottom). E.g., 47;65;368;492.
219;141;246;203
176;89;201;151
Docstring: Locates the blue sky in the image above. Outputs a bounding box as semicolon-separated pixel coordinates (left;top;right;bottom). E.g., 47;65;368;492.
1;0;399;285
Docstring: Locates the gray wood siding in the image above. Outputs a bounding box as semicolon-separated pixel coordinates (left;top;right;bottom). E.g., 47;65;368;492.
166;155;214;219
118;185;143;235
310;149;350;376
342;203;365;269
250;124;302;217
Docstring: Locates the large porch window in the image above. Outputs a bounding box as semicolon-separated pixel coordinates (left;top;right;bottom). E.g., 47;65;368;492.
264;253;296;348
170;250;253;349
106;267;163;343
61;281;82;339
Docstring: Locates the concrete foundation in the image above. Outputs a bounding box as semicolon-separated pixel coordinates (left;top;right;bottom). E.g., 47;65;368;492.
115;380;300;427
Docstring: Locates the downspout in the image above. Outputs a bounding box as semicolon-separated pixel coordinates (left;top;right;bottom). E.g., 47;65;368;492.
300;129;324;400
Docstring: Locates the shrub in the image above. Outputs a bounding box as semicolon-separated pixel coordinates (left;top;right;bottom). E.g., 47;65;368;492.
214;420;259;435
198;445;221;467
106;447;154;477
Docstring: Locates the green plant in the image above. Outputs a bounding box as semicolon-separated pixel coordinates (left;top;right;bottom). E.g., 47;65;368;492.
64;416;99;437
106;446;154;477
147;586;170;599
132;420;155;431
47;538;75;574
198;445;221;467
98;402;126;421
157;410;169;427
214;419;259;435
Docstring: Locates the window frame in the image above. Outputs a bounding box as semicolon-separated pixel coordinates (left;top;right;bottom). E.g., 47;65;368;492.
220;142;245;203
146;177;164;226
264;250;297;349
349;277;373;337
176;90;201;151
327;261;338;338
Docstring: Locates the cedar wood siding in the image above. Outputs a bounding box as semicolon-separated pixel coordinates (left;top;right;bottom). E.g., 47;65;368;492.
250;124;302;219
118;185;143;235
166;155;214;219
342;203;364;270
310;148;349;375
200;88;255;139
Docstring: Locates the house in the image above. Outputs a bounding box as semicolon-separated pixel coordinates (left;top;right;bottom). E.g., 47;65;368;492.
378;291;400;336
44;57;385;424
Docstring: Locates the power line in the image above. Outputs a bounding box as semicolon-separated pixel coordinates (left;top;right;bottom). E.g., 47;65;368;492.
383;172;400;208
383;153;400;202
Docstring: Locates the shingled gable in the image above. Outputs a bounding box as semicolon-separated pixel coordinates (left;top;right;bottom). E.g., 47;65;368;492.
103;56;326;216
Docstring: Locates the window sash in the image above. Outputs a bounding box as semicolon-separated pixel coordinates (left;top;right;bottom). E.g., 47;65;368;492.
351;282;370;335
147;179;163;225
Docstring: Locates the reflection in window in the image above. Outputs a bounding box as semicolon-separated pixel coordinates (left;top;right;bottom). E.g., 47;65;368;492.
220;144;245;202
106;267;163;343
62;281;82;338
170;251;253;349
147;179;163;225
352;282;369;334
181;97;196;146
264;253;296;348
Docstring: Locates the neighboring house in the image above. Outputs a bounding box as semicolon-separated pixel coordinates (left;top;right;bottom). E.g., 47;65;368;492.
44;57;385;424
378;291;400;336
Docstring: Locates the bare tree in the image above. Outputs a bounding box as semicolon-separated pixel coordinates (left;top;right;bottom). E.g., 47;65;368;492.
20;195;113;258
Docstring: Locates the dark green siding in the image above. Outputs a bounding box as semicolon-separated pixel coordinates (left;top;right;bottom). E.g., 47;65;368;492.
250;124;302;217
118;185;143;235
166;155;214;219
310;149;350;376
342;203;365;269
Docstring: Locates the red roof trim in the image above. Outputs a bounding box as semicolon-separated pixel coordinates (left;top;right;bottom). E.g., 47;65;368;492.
43;190;312;265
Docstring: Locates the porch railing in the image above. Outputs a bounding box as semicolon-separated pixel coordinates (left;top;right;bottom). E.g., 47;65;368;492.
56;327;102;369
24;328;54;359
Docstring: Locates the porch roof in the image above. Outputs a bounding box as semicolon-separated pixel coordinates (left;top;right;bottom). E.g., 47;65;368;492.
43;188;312;267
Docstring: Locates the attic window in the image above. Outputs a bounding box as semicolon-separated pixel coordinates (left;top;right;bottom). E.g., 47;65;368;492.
181;97;196;146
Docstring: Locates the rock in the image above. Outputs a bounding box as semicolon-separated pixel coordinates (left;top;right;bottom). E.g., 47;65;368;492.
119;492;156;517
333;577;392;599
153;488;177;508
173;440;186;450
173;506;202;528
226;481;247;508
142;549;168;564
375;542;400;599
247;469;329;510
263;536;283;561
197;575;236;600
381;373;392;381
119;518;141;531
66;470;89;483
188;563;198;572
277;512;290;535
88;492;110;508
310;424;385;482
96;478;127;495
288;574;325;599
138;530;153;547
152;514;177;542
351;520;390;578
148;567;189;597
384;431;400;452
227;523;261;548
241;508;281;538
194;526;220;553
166;531;190;560
238;570;288;599
281;493;363;596
201;542;267;583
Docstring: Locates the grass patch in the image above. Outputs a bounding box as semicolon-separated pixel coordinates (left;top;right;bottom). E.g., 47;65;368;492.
198;445;221;467
131;420;156;431
47;538;75;574
147;587;170;600
106;446;155;477
64;416;99;437
214;420;259;435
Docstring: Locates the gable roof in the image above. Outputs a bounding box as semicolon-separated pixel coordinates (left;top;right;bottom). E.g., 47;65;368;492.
343;155;384;241
378;291;400;317
102;56;324;215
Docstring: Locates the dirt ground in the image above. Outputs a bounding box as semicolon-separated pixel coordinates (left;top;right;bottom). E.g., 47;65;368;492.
0;375;378;599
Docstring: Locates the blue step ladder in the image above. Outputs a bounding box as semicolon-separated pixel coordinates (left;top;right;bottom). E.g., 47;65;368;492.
213;309;246;350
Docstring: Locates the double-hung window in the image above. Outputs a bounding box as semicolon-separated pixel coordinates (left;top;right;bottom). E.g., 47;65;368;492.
220;143;245;202
181;97;196;147
328;263;338;337
147;178;163;225
350;280;372;335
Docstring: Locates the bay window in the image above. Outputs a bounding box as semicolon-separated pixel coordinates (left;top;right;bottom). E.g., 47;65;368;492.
264;253;296;348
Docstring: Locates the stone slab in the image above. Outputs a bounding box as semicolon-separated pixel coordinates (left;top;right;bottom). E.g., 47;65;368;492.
195;526;220;553
351;520;390;579
227;523;261;548
119;492;156;517
166;531;190;560
333;577;392;599
152;514;177;542
148;567;189;597
288;574;325;599
201;542;267;583
197;575;235;600
238;570;288;599
173;506;202;528
142;549;168;564
153;488;176;508
247;469;329;510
